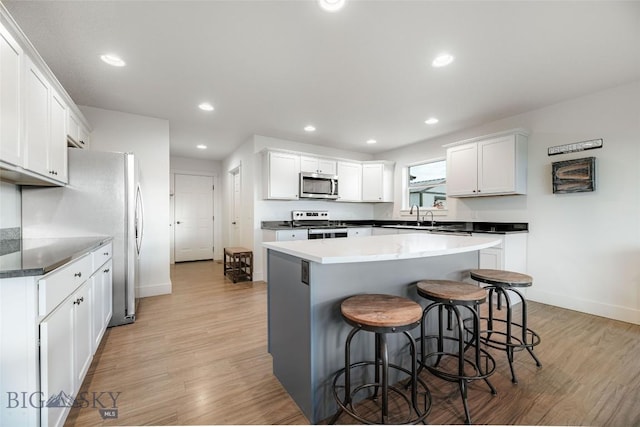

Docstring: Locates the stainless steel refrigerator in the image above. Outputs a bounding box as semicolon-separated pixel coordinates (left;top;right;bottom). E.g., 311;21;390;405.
22;148;143;326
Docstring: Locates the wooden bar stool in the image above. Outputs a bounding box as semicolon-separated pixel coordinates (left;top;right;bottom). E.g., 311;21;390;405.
330;294;431;425
223;247;253;283
469;269;541;384
416;280;497;425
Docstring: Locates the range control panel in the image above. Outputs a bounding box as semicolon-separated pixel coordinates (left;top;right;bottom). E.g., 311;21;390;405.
291;210;330;221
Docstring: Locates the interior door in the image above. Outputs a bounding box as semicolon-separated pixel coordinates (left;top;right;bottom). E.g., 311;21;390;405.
230;168;241;246
174;174;214;262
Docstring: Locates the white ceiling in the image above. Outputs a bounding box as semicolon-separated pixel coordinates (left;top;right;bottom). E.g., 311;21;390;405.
4;1;640;161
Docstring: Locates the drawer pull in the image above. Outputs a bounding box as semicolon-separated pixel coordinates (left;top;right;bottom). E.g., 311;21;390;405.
74;272;82;278
104;252;109;256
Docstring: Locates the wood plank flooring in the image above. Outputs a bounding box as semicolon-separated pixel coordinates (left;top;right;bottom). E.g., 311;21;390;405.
65;260;640;426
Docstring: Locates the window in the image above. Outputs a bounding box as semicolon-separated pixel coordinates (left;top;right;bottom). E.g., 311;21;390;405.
408;159;446;209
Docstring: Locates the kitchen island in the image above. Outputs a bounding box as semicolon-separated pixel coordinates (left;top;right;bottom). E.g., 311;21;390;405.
263;233;501;423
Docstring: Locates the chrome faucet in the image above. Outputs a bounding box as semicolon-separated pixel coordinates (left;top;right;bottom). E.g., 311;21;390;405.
409;205;420;225
423;210;435;227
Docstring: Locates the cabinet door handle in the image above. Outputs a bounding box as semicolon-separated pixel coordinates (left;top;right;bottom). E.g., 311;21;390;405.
177;221;182;224
103;268;110;273
80;140;85;145
74;272;82;278
104;252;109;256
73;297;84;305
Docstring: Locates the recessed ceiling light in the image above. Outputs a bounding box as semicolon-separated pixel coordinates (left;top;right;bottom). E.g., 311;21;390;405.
304;125;316;132
432;53;454;68
196;144;207;150
318;0;346;12
100;54;125;67
198;102;214;111
366;139;377;145
425;117;439;125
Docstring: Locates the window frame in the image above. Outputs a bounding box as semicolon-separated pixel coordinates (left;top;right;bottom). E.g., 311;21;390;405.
402;157;448;214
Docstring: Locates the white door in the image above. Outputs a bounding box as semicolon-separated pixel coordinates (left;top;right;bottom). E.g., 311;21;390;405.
230;168;241;246
174;174;214;262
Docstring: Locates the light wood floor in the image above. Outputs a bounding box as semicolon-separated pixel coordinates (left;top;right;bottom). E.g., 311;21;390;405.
65;260;640;426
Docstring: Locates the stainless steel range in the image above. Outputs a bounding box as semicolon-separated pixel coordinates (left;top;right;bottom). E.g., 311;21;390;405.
291;210;348;239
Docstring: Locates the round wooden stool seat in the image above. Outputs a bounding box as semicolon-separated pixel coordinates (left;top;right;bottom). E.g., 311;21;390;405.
341;294;422;331
470;269;532;288
416;280;487;305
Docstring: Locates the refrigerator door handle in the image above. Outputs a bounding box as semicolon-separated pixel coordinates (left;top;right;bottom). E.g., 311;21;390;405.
135;184;144;255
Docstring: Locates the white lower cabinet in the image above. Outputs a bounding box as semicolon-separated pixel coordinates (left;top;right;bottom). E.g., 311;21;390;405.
371;227;398;236
40;279;93;427
473;232;528;303
473;232;527;272
347;227;372;238
73;283;93;390
91;260;113;352
40;294;75;427
263;229;308;242
0;240;112;427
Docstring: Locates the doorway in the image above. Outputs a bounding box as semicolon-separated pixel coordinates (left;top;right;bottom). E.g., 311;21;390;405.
174;174;214;262
229;166;241;247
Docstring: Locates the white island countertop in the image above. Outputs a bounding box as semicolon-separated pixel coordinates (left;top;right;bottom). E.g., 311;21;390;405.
263;233;502;264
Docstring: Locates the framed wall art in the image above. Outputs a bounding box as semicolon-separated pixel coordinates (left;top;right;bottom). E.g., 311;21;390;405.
552;157;596;194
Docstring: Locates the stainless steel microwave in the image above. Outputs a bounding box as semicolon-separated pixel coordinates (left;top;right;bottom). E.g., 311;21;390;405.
299;172;339;199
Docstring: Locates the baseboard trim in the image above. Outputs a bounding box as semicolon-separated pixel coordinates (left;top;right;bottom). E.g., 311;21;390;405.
528;288;640;325
138;281;172;298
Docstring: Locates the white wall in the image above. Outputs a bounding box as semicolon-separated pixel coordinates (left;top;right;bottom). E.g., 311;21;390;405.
376;80;640;325
81;106;172;298
222;135;378;281
0;182;20;230
169;156;222;262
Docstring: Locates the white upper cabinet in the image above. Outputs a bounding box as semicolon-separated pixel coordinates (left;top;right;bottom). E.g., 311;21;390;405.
0;14;89;185
78;122;91;148
23;56;68;184
447;132;527;197
67;110;91;149
0;21;22;167
23;56;50;177
50;88;68;182
361;161;394;202
300;155;337;175
263;151;300;200
336;161;362;202
446;143;478;196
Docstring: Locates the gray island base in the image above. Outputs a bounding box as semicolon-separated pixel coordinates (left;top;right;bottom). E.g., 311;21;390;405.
264;233;501;423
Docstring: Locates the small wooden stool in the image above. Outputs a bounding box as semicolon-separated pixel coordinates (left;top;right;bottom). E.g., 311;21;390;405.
416;280;496;425
330;294;431;425
469;269;541;384
223;247;253;283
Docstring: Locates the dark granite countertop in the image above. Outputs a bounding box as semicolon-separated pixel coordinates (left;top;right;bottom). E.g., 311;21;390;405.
261;220;528;234
0;236;113;279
